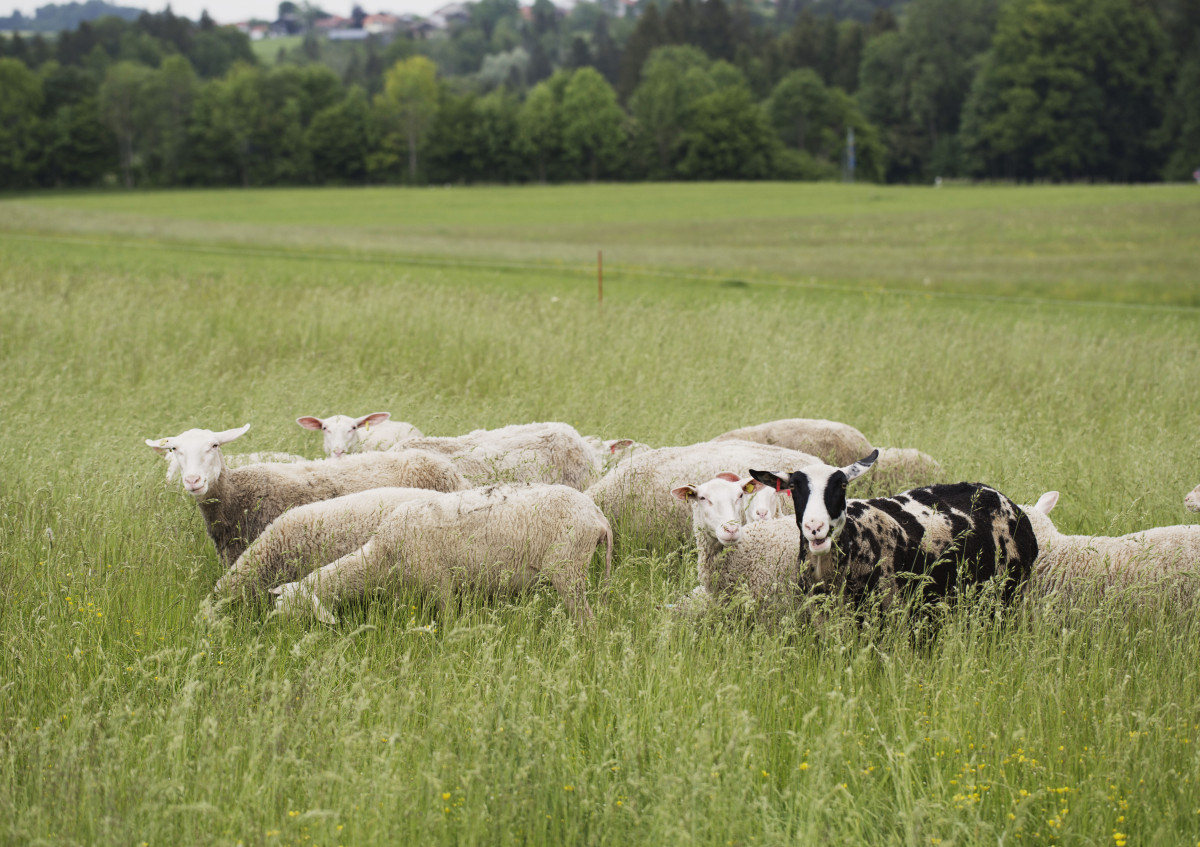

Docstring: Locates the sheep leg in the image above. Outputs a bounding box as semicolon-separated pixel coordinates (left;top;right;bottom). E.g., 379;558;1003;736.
546;562;594;626
275;539;380;622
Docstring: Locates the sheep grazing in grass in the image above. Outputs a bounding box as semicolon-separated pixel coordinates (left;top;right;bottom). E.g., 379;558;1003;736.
1021;491;1200;599
271;484;613;626
869;447;946;494
582;436;653;483
212;487;444;604
671;474;801;606
714;418;873;466
145;424;468;565
585;440;820;547
391;422;595;491
297;412;422;458
749;451;1037;608
225;451;308;469
1186;484;1200;513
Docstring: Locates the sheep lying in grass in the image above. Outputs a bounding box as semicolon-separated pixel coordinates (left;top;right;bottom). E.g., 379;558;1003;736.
391;422;595;491
271;484;613;626
713;418;872;466
1022;491;1200;599
211;487;443;603
225;451;308;469
1186;484;1200;513
297;412;422;458
750;451;1037;608
585;440;820;548
869;447;945;494
672;474;800;606
145;424;468;565
582;436;653;483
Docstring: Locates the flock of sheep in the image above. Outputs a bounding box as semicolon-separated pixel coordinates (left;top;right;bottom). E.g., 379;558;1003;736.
144;413;1200;626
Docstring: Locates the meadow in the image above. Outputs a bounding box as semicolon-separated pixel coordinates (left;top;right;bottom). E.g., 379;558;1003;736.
1;182;1198;846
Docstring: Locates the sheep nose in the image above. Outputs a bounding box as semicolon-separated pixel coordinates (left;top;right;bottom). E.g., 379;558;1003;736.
805;520;826;536
755;509;769;519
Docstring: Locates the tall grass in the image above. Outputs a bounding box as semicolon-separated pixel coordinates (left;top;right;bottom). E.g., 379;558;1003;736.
1;185;1198;846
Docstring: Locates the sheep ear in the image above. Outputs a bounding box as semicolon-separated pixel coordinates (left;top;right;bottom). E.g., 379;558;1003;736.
608;439;634;454
743;479;766;494
357;412;391;428
1034;491;1059;515
268;586;283;596
215;424;250;445
671;485;697;501
841;449;879;482
297;416;324;431
749;469;792;490
715;472;741;483
145;437;172;456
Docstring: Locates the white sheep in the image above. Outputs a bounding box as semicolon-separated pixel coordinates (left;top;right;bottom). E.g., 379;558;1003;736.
869;447;945;493
1186;484;1199;513
585;440;820;547
145;424;468;565
713;418;873;466
671;474;801;606
582;436;653;483
211;487;444;603
392;422;595;491
297;412;422;458
1022;491;1200;599
225;451;309;469
271;484;613;626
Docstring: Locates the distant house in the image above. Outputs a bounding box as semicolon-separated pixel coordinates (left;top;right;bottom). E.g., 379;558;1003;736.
314;15;351;31
428;2;470;29
234;21;272;40
363;13;399;34
327;27;370;40
269;11;304;36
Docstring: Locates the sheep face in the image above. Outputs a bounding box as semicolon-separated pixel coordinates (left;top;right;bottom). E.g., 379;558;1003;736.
672;473;762;547
745;484;784;523
750;450;878;553
145;424;250;498
1186;484;1200;513
297;412;390;458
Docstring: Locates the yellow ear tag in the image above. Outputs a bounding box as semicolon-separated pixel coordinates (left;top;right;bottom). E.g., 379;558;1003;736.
159;438;169;446
363;422;370;433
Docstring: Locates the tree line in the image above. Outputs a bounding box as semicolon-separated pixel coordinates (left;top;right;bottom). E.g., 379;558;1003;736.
1;0;1197;190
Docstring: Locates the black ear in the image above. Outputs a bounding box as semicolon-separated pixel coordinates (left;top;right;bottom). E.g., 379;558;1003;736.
749;469;793;490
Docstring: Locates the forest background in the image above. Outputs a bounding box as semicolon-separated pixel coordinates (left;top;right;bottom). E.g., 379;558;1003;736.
1;0;1199;190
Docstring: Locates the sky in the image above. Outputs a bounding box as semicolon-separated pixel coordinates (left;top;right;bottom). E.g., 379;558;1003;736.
0;0;453;24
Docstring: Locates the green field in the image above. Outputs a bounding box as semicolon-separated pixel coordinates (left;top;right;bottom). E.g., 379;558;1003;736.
1;184;1199;846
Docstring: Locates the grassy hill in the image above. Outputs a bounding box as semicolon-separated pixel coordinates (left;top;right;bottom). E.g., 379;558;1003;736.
1;183;1198;846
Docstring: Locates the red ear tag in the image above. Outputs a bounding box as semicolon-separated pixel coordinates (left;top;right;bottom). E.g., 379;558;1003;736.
775;480;781;492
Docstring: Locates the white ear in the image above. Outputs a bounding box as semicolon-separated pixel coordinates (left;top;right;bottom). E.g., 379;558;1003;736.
671;485;697;501
841;449;879;482
715;472;741;483
357;412;391;427
608;439;634;453
145;437;172;456
214;423;251;445
297;416;324;431
1034;491;1059;515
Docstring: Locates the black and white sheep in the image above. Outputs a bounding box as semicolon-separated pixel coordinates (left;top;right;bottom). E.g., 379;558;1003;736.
749;450;1037;607
145;424;468;565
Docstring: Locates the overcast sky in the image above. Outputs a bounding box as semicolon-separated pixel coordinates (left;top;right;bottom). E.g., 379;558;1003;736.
0;0;452;24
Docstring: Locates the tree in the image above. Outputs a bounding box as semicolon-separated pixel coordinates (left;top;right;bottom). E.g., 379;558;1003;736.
99;60;151;186
560;67;626;180
768;68;832;154
628;45;715;175
375;55;439;181
591;15;620;86
139;54;197;184
0;58;44;188
307;85;370;182
617;2;666;101
675;85;776;179
517;72;568;182
961;0;1171;181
